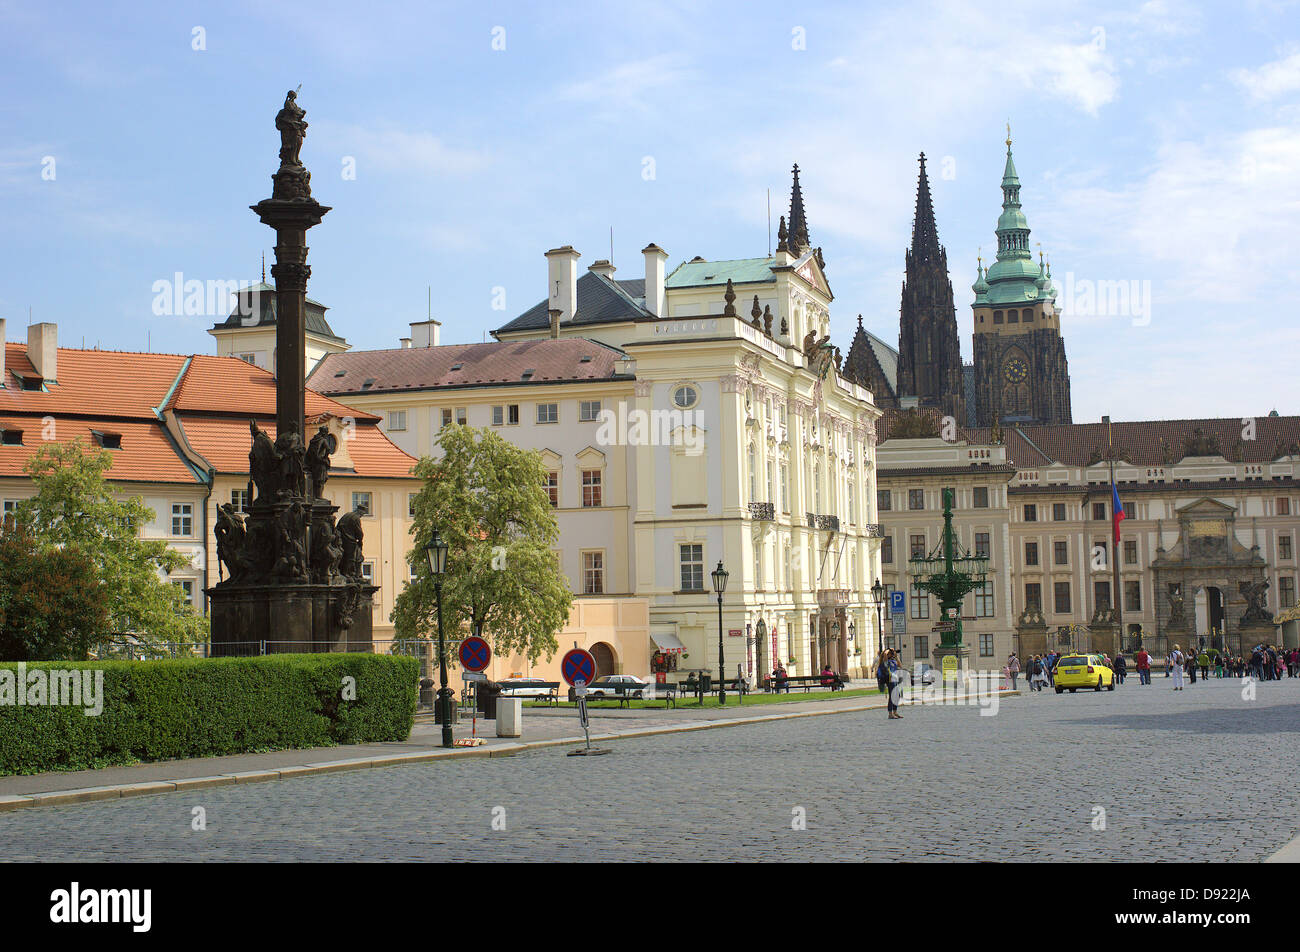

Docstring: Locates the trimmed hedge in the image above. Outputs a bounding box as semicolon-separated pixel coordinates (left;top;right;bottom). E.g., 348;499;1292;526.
0;654;418;776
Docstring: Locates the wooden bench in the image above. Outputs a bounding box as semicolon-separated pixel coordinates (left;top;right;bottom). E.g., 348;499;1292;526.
763;674;849;693
502;682;561;705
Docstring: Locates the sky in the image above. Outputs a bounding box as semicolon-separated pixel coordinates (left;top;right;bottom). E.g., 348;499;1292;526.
2;0;1298;423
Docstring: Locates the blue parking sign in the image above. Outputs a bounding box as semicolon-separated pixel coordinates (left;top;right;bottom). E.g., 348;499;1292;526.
890;590;906;615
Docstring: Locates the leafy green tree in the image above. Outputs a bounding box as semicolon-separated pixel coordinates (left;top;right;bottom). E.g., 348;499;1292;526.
14;440;208;654
392;426;572;664
0;522;110;660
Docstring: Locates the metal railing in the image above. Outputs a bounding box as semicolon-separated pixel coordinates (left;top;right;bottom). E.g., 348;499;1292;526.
748;501;775;521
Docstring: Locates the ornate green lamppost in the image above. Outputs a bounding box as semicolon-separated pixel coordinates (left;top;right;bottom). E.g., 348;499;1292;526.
907;489;989;677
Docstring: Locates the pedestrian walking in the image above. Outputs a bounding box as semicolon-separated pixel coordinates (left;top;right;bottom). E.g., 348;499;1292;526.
1187;652;1197;684
881;649;905;719
1170;645;1185;690
1114;652;1128;685
1135;647;1151;685
1007;653;1020;690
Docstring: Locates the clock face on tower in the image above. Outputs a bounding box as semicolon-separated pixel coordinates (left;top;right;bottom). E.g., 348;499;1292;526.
1004;357;1029;384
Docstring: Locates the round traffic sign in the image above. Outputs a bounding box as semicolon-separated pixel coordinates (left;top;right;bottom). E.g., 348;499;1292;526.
560;648;596;686
459;636;491;673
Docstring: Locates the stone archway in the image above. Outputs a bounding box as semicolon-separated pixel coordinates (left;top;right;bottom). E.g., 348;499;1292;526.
591;642;617;678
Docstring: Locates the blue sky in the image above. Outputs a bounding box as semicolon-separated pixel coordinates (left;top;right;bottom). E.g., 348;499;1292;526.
2;0;1298;423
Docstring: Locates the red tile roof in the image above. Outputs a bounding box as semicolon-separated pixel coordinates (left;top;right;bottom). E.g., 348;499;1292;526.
1;345;187;419
0;416;198;483
311;338;627;395
177;416;416;480
168;355;379;421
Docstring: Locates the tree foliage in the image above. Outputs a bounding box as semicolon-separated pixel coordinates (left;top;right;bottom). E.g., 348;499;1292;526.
392;426;572;663
12;440;208;655
0;522;110;661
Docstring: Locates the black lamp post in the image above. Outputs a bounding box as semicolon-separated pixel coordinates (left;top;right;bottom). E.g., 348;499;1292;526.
755;617;767;684
425;529;452;748
712;560;729;705
871;577;885;657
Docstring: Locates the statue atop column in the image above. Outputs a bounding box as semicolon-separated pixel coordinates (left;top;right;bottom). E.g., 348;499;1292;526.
276;89;308;168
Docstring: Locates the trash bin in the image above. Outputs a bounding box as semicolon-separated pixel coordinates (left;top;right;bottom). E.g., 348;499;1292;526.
477;681;502;719
497;697;522;737
433;696;459;724
699;673;712;695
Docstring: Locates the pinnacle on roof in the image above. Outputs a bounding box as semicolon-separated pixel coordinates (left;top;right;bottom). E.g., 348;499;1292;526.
787;164;809;255
910;152;942;263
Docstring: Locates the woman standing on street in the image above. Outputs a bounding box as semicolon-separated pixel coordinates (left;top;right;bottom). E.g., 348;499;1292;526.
1170;644;1186;690
1007;653;1021;690
880;649;904;719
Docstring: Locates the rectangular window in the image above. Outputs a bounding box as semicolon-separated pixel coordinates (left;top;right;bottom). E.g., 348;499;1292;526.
1094;580;1111;611
974;532;990;559
908;489;924;511
1281;577;1296;609
408;493;418;518
1279;498;1291;516
455;407;467;426
537;403;558;424
1054;540;1068;565
752;539;763;588
1281;536;1293;561
1053;581;1071;614
883;584;897;619
579;400;601;422
352;492;372;515
878;489;892;512
910;534;926;560
173;579;195;604
441;408;452;429
1023;504;1037;522
909;582;929;620
781;463;790;512
581;470;602;507
1092;501;1107;521
1053;503;1067;521
680;544;704;592
847;481;856;524
171;503;193;537
1124;540;1138;564
544;472;559;508
1024;583;1042;612
1123;502;1135;520
582;551;605;595
974;580;994;618
492;405;504;426
979;633;994;657
361;561;374;584
881;536;893;564
388;410;407;431
1125;580;1142;612
231;489;249;514
1025;541;1039;566
913;635;929;660
973;486;989;508
507;404;520;425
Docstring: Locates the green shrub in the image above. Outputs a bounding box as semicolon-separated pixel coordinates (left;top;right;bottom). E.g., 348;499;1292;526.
0;654;418;776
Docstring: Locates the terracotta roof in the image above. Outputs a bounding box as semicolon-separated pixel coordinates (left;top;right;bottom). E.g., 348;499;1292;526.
1;345;187;419
312;338;628;395
168;355;379;421
176;415;416;480
0;416;199;483
963;417;1300;468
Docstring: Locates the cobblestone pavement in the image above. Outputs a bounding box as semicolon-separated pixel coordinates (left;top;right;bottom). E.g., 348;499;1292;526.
4;677;1297;862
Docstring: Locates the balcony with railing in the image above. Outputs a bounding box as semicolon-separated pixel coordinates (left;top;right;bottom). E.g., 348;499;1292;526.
806;512;840;532
748;501;775;521
817;588;850;609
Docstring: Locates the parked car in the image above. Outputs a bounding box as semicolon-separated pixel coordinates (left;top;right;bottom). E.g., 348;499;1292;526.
907;664;937;686
497;678;558;698
584;675;650;698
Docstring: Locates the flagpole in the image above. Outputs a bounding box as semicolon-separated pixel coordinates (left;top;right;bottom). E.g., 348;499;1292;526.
1105;415;1123;650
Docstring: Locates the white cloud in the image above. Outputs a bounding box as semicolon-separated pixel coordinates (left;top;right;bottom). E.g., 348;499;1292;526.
314;121;490;177
556;52;697;113
1231;50;1300;101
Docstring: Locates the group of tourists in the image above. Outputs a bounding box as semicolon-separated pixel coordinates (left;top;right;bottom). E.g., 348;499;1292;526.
1004;651;1067;692
1001;643;1298;693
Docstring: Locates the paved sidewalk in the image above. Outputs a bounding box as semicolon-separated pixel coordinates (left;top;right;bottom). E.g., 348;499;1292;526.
0;685;1012;809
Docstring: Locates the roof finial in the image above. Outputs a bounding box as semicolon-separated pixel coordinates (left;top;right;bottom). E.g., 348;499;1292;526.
1005;120;1012;150
261;251;266;283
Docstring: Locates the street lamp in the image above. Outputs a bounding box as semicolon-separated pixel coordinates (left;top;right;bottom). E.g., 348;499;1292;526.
712;560;729;705
755;617;767;683
425;529;452;749
871;577;885;658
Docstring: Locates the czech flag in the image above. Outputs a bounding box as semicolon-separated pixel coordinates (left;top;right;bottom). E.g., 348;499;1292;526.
1112;479;1126;545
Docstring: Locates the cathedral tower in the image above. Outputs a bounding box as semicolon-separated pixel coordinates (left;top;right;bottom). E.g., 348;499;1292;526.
896;153;965;422
971;131;1072;426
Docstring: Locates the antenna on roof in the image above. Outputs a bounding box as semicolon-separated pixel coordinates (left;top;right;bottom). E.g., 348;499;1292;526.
428;285;432;320
767;188;771;256
610;226;614;266
261;251;266;283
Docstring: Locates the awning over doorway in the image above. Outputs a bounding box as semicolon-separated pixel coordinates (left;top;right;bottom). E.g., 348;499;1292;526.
650;629;686;653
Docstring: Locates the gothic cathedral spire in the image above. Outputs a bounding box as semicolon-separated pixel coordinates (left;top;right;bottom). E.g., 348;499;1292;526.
896;152;965;423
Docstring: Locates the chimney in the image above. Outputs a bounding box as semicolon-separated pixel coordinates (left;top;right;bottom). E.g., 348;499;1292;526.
548;308;561;340
409;320;441;348
28;322;57;382
545;245;580;324
400;337;412;349
589;259;616;279
0;318;5;384
642;243;668;318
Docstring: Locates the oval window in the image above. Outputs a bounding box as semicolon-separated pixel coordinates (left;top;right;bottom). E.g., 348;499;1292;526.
673;385;699;409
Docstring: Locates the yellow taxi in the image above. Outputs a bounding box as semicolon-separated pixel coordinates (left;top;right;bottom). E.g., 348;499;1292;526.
1053;654;1115;693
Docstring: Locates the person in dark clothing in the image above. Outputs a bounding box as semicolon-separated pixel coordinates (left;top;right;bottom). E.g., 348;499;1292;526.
1114;652;1128;685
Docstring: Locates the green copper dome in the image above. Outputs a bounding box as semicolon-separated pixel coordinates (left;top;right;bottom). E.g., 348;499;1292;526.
977;131;1046;307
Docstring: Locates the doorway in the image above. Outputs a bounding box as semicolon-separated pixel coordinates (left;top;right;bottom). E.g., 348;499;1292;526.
591;642;616;678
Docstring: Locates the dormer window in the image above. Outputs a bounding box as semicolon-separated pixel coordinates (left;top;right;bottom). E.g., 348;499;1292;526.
1;429;22;446
450;363;463;371
520;368;535;381
91;430;122;449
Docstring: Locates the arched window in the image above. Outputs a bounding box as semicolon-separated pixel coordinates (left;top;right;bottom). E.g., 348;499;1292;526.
1008;309;1019;323
993;311;1004;324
